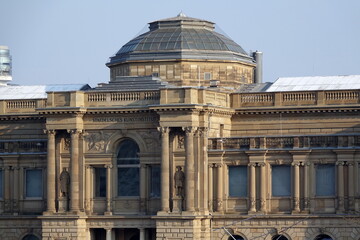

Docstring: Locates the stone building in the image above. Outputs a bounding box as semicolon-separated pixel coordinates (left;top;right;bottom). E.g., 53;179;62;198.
0;14;360;240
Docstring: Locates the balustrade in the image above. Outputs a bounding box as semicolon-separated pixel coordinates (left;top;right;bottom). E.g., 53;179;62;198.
209;135;359;150
0;140;47;153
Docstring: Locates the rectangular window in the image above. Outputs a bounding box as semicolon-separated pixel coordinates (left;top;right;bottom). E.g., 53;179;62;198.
150;165;161;198
228;166;247;197
118;167;139;196
0;170;3;198
204;72;212;80
95;168;106;197
316;164;335;196
272;165;291;197
26;169;43;198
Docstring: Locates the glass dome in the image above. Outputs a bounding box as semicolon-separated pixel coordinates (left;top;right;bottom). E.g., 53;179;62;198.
107;14;253;66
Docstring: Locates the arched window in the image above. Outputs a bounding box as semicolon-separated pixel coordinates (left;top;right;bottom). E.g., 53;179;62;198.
117;139;140;196
272;235;288;240
22;235;40;240
315;234;333;240
228;235;244;240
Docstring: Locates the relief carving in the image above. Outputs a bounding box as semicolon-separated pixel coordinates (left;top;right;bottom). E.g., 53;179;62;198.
139;130;160;150
177;134;185;149
85;131;111;152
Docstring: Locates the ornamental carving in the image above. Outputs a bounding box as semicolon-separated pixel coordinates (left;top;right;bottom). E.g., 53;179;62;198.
139;130;160;150
63;138;70;151
84;131;111;152
177;134;185;149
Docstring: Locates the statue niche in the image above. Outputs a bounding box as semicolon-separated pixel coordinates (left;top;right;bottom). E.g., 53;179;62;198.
173;166;185;212
59;167;70;212
174;166;185;198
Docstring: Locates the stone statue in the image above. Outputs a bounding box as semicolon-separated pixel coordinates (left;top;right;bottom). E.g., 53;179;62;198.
59;167;70;197
174;166;185;197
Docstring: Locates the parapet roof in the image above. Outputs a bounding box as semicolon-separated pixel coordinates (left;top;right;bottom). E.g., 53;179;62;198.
0;84;90;100
266;75;360;92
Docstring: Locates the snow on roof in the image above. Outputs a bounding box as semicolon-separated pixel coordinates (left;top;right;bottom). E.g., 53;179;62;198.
0;84;89;100
266;75;360;92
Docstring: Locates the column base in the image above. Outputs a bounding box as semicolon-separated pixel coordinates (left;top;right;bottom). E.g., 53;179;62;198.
291;210;301;215
247;210;257;215
43;210;56;216
157;210;171;216
336;209;345;214
104;211;112;216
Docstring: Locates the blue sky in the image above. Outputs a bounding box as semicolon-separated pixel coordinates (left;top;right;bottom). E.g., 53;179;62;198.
1;0;359;87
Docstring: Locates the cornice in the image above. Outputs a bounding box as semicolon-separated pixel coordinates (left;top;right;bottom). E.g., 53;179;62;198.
37;107;87;115
0;115;44;121
234;106;360;115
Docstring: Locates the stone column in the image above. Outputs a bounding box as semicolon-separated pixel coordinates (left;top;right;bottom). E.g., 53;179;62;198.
139;228;145;240
292;162;301;213
4;166;11;213
201;127;209;213
158;127;170;212
303;162;310;212
183;126;197;212
105;164;113;215
13;166;20;214
105;228;112;240
248;163;256;213
208;164;214;212
69;129;81;213
348;162;355;211
140;164;147;213
45;130;56;213
337;161;345;213
85;165;92;214
259;162;266;213
216;163;223;212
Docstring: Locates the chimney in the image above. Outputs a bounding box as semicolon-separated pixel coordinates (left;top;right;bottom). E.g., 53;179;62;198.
253;51;263;84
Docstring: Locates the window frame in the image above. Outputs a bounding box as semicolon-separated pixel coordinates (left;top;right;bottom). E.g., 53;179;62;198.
0;169;3;199
271;165;292;197
24;168;43;199
315;164;336;197
94;167;107;198
116;139;140;197
149;164;161;198
228;165;248;198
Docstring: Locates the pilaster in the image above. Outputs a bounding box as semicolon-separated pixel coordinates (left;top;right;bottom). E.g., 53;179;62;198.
248;163;257;213
68;129;82;213
183;126;197;212
292;162;301;213
44;129;56;214
336;161;345;213
157;126;170;212
216;163;223;213
105;164;113;215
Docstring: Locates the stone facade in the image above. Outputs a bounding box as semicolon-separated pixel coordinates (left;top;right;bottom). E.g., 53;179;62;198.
0;14;360;240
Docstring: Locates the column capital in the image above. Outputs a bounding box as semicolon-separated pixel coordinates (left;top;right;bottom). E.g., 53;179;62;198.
140;164;148;169
336;161;345;166
182;126;198;136
258;162;266;167
44;129;56;135
347;162;354;166
291;162;301;167
157;126;170;135
214;163;223;168
105;164;113;169
198;127;209;137
86;165;92;170
248;163;257;167
67;129;83;135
